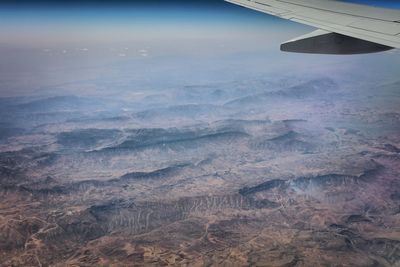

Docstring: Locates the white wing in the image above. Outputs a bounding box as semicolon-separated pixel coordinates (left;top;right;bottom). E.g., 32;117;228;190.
226;0;400;54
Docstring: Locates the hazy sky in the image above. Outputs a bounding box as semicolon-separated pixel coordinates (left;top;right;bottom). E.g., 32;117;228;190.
0;0;398;46
0;0;399;97
0;3;290;46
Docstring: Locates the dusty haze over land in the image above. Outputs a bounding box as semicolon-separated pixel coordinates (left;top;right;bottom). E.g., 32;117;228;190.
0;2;400;266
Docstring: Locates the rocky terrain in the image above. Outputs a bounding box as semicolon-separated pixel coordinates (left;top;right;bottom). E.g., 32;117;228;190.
0;74;400;267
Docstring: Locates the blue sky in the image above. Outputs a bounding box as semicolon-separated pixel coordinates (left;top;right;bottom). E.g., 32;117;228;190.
0;0;398;25
344;0;400;7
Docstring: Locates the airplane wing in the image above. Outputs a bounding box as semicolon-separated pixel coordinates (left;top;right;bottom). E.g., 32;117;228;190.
225;0;400;54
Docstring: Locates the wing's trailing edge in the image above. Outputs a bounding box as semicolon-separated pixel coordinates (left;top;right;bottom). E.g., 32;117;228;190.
281;29;393;54
226;0;400;54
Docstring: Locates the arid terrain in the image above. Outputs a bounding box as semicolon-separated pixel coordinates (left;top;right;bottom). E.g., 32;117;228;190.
0;65;400;267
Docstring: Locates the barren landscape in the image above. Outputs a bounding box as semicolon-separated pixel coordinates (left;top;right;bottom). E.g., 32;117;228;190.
0;49;400;267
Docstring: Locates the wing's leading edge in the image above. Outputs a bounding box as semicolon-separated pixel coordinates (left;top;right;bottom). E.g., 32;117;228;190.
226;0;400;54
